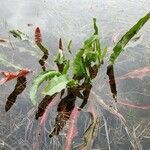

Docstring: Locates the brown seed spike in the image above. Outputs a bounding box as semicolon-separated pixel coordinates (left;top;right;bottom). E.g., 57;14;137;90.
59;38;63;50
35;27;42;44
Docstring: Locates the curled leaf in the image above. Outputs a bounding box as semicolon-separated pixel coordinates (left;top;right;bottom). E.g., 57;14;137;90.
30;70;61;105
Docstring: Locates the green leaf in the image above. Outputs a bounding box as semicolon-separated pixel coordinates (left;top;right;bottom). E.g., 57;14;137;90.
54;50;66;65
95;39;101;62
82;57;91;82
67;40;72;53
93;18;102;63
84;35;98;49
84;51;98;65
37;43;49;54
73;18;102;80
62;60;70;74
84;18;101;64
43;74;69;96
109;12;150;64
93;18;98;35
9;30;29;40
72;49;86;77
0;54;22;70
30;70;61;105
67;79;78;88
101;46;107;61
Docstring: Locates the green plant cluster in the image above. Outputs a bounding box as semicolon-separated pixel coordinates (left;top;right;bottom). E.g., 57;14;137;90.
29;12;149;105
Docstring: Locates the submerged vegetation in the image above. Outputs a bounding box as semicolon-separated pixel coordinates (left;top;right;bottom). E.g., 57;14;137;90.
0;12;150;149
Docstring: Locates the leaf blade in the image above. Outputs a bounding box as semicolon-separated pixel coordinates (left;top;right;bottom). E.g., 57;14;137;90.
72;48;86;77
43;74;69;96
109;12;150;64
9;30;29;41
67;40;72;53
30;70;61;105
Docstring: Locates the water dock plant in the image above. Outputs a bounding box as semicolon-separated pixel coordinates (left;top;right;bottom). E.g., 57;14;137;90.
0;12;149;149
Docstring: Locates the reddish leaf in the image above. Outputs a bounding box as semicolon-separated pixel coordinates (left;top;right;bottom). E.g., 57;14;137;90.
35;27;42;44
34;96;59;150
118;99;150;110
117;67;150;80
0;69;30;85
87;103;96;118
64;107;80;150
40;95;59;126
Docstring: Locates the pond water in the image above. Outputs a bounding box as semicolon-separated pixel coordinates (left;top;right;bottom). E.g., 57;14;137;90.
0;0;150;150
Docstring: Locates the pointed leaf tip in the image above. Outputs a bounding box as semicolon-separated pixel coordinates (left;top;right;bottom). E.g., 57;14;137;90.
59;38;63;50
93;18;98;35
109;12;150;64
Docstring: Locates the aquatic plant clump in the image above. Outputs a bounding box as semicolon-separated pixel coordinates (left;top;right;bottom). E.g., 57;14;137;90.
30;12;150;105
1;12;149;149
